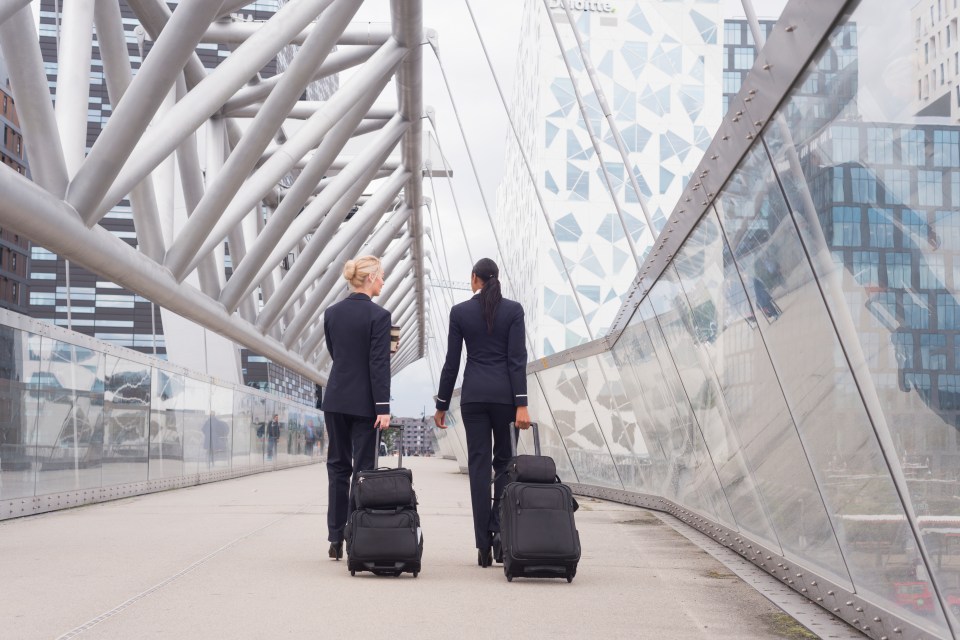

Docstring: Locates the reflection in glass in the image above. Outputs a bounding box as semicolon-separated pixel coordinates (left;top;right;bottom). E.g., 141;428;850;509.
576;352;652;492
674;209;847;579
101;355;150;486
759;0;960;628
655;265;778;549
640;295;735;528
205;386;233;470
717;134;944;629
525;374;578;483
150;369;184;479
232;391;254;469
35;338;105;494
538;362;621;488
182;378;211;475
0;326;36;499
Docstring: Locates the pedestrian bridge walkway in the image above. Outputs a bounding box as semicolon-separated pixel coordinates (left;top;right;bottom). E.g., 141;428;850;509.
0;458;854;640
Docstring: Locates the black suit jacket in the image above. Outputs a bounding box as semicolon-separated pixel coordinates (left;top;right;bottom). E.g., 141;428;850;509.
321;293;392;417
435;295;527;411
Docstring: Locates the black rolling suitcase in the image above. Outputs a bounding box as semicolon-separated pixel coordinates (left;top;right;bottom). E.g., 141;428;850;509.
345;427;423;578
499;423;580;583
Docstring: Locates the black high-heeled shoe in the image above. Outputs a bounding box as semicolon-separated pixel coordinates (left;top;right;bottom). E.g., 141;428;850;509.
328;541;344;560
478;547;493;567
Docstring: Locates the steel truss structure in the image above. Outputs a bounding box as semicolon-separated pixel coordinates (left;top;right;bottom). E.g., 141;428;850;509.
0;0;426;384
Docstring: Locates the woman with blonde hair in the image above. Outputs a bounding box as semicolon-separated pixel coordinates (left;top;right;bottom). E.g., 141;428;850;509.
321;255;392;560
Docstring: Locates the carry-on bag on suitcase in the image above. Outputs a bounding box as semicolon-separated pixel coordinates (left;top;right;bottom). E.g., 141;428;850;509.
499;423;580;583
345;426;423;577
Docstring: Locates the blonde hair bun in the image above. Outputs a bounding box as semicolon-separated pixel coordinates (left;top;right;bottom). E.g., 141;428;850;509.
343;259;357;282
344;255;382;289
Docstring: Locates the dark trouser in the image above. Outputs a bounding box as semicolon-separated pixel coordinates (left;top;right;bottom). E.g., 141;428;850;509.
461;402;516;549
266;437;277;460
325;411;378;543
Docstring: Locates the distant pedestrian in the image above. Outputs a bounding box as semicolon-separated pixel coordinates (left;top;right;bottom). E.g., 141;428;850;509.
266;414;280;460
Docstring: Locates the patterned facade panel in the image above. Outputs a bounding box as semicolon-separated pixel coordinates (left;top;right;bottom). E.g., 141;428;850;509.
496;0;722;357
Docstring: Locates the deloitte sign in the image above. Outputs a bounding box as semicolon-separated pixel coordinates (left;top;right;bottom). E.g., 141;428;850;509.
548;0;616;13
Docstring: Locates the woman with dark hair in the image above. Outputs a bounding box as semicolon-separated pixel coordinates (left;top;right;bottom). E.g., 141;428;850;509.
434;258;530;567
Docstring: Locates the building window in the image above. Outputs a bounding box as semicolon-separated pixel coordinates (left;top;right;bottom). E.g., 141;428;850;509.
832;126;859;163
10;253;16;271
934;130;960;166
902;129;926;165
938;293;960;329
724;22;742;46
1;95;5;114
10;282;17;304
723;71;741;94
942;62;946;84
31;246;56;261
733;47;754;70
918;170;944;205
29;292;55;306
867;127;893;164
921;333;947;369
926;41;931;64
886;252;913;289
868;207;896;247
831;206;861;246
921;253;946;289
851;167;877;203
852;251;880;286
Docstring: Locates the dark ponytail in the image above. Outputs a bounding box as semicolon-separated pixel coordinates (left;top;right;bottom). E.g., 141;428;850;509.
473;258;502;334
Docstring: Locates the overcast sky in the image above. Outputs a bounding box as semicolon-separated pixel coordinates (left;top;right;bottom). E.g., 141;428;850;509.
356;0;789;417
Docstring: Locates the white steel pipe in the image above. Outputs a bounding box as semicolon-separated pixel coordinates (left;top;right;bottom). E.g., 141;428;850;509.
0;8;69;197
0;168;325;382
69;0;226;220
91;0;336;223
163;0;360;279
94;0;166;262
196;21;392;47
219;115;408;312
277;197;412;347
55;0;95;179
258;168;409;331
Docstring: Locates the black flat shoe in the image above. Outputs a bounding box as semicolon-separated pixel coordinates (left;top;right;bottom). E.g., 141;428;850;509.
329;541;344;560
492;533;502;563
478;547;493;568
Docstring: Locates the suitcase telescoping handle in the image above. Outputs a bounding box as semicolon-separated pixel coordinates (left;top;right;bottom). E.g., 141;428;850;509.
375;424;404;469
508;422;540;457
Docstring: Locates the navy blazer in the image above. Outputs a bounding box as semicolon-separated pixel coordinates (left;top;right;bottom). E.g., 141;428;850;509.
321;293;391;417
436;295;527;411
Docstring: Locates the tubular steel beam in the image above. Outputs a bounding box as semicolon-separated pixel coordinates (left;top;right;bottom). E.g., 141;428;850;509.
0;169;324;381
196;21;391;47
0;7;69;197
391;0;425;358
162;0;361;280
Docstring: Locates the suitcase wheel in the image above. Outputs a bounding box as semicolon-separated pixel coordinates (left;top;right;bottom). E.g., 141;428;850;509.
566;575;573;583
506;574;513;582
413;571;419;578
350;570;356;577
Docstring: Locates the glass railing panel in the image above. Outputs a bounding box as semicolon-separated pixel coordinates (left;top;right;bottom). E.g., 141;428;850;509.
231;390;255;470
538;361;621;489
675;208;848;578
761;0;960;628
576;351;651;493
205;385;233;471
657;263;779;549
0;325;38;499
717;136;944;630
33;338;105;494
525;375;578;482
100;354;150;486
181;377;211;476
150;369;184;479
642;294;735;527
610;312;677;496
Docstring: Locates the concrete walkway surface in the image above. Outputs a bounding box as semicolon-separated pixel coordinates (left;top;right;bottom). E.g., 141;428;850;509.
0;456;825;639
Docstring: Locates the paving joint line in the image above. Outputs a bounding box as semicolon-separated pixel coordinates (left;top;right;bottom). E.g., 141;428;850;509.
55;506;308;639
